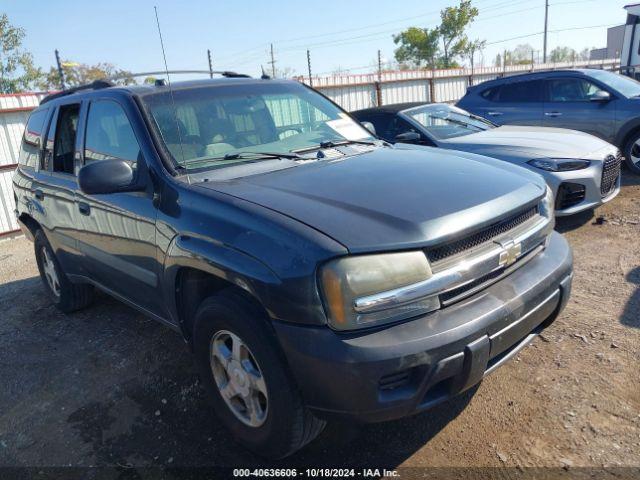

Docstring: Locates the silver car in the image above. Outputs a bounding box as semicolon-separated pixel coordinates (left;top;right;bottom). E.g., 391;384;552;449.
352;102;621;216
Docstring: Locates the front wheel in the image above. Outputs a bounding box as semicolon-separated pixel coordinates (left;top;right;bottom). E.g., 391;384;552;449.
623;132;640;174
193;290;326;458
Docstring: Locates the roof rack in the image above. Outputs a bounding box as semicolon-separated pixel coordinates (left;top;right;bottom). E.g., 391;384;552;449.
40;79;114;105
39;70;251;105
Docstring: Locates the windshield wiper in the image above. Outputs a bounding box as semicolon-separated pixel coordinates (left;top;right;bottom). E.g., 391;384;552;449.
436;116;484;130
294;139;377;153
180;151;304;168
221;151;304;160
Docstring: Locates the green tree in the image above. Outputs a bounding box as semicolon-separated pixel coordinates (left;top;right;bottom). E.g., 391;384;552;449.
393;27;440;68
393;0;480;69
460;38;485;70
39;61;135;89
439;0;479;68
549;46;577;63
0;14;43;93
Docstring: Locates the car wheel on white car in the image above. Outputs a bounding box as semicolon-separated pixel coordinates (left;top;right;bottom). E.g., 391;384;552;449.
623;131;640;174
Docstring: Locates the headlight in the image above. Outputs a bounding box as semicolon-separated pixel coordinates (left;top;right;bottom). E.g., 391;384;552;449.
527;158;591;172
319;251;440;330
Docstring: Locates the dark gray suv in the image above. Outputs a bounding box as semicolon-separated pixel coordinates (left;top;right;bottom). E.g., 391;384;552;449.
13;75;572;458
457;69;640;173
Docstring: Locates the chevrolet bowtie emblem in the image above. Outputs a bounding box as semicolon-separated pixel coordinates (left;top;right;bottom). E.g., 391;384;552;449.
498;241;522;267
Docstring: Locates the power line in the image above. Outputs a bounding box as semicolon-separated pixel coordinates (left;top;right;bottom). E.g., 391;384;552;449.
214;0;540;64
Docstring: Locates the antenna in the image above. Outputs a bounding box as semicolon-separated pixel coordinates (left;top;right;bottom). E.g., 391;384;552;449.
154;6;189;182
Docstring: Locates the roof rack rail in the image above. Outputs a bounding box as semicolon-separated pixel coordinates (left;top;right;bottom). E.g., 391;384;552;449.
40;79;114;105
39;70;251;105
104;70;251;81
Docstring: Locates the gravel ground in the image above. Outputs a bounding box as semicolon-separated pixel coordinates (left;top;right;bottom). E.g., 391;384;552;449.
0;177;638;477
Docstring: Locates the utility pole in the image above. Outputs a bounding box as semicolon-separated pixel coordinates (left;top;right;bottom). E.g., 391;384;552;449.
376;49;383;106
207;49;213;78
269;43;276;78
55;49;65;90
307;49;312;87
543;0;549;63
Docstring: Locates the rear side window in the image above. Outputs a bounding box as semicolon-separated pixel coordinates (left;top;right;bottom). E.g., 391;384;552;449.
84;100;141;164
483;80;542;102
18;109;48;168
546;78;601;102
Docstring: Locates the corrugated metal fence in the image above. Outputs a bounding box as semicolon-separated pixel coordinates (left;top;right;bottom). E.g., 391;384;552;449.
0;93;48;237
0;59;620;236
301;59;621;110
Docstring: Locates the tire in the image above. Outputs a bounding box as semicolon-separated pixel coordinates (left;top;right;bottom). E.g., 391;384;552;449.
34;229;93;313
623;131;640;174
193;289;326;458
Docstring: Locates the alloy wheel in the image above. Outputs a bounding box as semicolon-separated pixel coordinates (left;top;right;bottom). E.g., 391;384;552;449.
41;247;61;297
210;330;268;427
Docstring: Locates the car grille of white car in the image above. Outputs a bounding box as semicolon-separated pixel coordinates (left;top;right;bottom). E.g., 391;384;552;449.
601;152;622;198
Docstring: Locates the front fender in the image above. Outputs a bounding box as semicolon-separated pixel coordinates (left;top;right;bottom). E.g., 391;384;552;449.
162;234;282;325
615;116;640;147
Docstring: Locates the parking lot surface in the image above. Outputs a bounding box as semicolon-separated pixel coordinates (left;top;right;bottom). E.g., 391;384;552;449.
0;178;639;473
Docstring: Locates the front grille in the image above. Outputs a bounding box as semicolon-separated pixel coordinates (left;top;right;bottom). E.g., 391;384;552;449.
601;152;621;197
556;182;586;210
426;205;538;263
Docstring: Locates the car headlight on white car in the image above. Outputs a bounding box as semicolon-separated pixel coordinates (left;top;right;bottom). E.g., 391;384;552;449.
527;158;591;172
319;251;440;330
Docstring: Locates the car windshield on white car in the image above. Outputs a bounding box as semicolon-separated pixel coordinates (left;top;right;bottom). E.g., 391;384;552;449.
405;104;495;140
141;82;375;171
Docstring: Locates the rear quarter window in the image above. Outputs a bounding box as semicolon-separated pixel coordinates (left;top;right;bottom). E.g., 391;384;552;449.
18;109;48;168
481;80;542;103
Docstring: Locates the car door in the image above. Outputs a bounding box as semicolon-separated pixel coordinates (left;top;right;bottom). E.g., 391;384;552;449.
542;77;617;140
479;79;544;126
36;101;85;275
75;96;163;317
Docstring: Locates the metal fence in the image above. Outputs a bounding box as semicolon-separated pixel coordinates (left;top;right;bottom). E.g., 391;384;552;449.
0;93;48;237
0;58;621;237
300;58;621;111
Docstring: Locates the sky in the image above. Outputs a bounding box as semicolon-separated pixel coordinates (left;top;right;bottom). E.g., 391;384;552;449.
4;0;632;81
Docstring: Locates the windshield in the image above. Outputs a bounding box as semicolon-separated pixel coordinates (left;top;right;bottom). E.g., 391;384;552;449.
404;104;494;140
141;81;374;171
586;69;640;98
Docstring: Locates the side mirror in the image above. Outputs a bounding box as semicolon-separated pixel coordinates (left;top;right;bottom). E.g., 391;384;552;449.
590;90;611;102
79;159;142;195
394;131;421;144
360;121;376;136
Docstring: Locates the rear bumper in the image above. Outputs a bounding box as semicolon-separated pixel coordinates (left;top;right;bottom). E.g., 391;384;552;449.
273;231;573;423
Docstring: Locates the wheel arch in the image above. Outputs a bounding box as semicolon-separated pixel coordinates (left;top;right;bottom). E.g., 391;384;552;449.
17;213;41;241
162;234;283;344
616;118;640;150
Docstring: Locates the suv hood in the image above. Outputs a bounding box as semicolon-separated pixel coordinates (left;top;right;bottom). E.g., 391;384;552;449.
439;125;613;160
196;147;545;253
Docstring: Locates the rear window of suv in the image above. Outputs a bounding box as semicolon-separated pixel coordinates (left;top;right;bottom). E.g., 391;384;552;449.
481;80;542;102
18;109;48;168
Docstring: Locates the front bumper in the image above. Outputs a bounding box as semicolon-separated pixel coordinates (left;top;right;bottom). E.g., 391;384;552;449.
274;231;573;423
536;162;620;216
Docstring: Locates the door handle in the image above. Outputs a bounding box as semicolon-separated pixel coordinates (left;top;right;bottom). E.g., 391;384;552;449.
487;111;503;116
544;112;563;117
78;202;91;216
33;189;44;200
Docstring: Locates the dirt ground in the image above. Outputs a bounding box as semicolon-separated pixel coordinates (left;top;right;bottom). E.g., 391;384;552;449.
0;177;638;478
